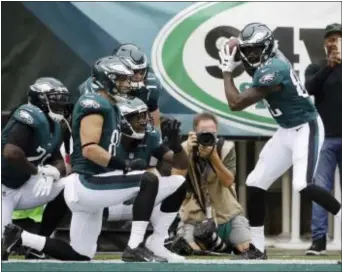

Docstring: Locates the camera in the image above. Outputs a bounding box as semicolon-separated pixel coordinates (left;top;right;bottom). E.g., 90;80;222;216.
197;132;216;146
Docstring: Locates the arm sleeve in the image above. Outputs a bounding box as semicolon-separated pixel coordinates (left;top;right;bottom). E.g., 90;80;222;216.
6;122;35;153
304;63;332;95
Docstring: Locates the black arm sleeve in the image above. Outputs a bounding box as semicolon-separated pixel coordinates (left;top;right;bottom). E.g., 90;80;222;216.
304;63;333;95
6;122;35;153
152;144;170;161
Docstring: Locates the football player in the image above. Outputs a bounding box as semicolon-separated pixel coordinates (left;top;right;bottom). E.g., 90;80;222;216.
105;97;188;262
218;22;341;258
2;56;175;262
114;43;161;127
1;77;70;238
79;43;161;127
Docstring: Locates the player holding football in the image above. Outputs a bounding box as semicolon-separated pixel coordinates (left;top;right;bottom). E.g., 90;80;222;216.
1;78;70;254
104;97;188;262
218;23;342;259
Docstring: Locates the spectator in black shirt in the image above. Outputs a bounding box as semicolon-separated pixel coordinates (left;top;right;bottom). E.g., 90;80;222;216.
304;23;342;256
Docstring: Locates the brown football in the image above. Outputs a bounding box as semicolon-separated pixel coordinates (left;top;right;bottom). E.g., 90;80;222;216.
226;38;241;61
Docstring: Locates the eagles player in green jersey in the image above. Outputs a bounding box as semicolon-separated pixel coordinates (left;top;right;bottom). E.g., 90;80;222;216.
114;43;161;128
79;43;161;127
2;78;69;248
218;23;342;258
104;97;188;262
2;56;166;262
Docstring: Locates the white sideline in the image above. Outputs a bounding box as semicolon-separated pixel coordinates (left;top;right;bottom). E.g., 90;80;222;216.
6;259;340;264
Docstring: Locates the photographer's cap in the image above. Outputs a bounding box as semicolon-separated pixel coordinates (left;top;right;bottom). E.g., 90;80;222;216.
324;23;342;38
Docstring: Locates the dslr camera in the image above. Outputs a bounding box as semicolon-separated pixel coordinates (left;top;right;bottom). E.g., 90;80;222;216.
197;132;216;147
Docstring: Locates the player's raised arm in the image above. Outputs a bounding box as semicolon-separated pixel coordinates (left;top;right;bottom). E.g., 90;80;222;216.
155;118;189;176
219;42;281;111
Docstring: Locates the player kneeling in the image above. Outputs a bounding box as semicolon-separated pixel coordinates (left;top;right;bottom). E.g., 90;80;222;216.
107;97;188;262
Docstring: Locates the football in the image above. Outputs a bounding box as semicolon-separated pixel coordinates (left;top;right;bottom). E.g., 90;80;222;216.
226;37;241;61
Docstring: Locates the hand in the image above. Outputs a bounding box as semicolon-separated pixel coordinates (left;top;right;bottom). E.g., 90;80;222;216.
126;158;147;172
38;165;60;181
32;175;54;198
218;42;242;73
328;50;341;67
186;131;197;152
161;119;182;152
198;145;216;159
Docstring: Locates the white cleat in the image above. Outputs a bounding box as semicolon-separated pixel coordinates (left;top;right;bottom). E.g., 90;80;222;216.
145;235;186;262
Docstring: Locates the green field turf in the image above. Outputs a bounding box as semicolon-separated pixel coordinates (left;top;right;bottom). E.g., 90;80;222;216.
3;249;341;272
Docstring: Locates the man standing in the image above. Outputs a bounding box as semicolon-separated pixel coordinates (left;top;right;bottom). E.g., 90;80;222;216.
305;23;342;255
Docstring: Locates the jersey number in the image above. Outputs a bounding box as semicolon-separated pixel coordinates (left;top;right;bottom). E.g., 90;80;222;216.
290;69;309;98
27;146;51;164
263;100;283;117
108;130;120;156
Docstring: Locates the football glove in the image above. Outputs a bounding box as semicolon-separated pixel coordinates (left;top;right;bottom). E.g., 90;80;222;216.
38;165;61;181
33;175;54;198
161;119;182;153
218;42;242;72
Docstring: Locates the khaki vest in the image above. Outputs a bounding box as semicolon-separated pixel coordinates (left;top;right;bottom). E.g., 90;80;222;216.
180;140;243;225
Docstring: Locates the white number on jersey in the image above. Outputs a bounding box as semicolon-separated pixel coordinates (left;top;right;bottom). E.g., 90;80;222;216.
108;129;121;156
290;69;309;98
263;99;283;117
27;146;51;164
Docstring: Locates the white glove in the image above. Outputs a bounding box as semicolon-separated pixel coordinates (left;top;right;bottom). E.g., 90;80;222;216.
38;165;60;181
33;175;54;198
218;42;242;72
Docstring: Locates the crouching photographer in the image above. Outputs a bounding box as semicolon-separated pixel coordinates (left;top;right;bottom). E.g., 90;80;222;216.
176;112;255;257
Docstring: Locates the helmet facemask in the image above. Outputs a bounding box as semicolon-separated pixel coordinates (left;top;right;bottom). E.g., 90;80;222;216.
122;111;149;140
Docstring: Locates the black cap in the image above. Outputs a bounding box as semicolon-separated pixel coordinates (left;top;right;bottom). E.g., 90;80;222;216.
324;23;342;38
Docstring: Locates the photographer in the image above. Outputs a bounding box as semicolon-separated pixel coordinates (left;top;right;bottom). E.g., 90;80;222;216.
178;112;254;257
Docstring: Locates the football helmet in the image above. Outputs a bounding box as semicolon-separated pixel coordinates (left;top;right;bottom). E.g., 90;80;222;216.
116;96;150;140
238;23;277;68
115;43;148;89
28;77;71;123
91;55;134;96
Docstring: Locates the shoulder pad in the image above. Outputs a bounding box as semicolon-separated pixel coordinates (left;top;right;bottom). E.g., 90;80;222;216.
75;93;111;117
146;128;162;145
253;58;287;88
12;104;46;127
79;77;98;95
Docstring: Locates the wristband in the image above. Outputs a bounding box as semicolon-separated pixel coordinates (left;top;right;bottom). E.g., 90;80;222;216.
107;156;127;170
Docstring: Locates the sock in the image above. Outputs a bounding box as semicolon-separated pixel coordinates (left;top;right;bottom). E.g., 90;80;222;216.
150;205;177;243
336;209;341;222
127;221;149;249
21;231;46;252
250;226;265;252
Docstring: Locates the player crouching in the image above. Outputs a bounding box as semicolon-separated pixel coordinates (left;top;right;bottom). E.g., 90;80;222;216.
107;97;188;262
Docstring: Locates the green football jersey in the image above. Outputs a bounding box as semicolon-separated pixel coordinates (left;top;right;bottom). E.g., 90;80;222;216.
78;73;160;112
71;93;121;176
252;50;317;128
1;104;62;189
115;129;162;166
